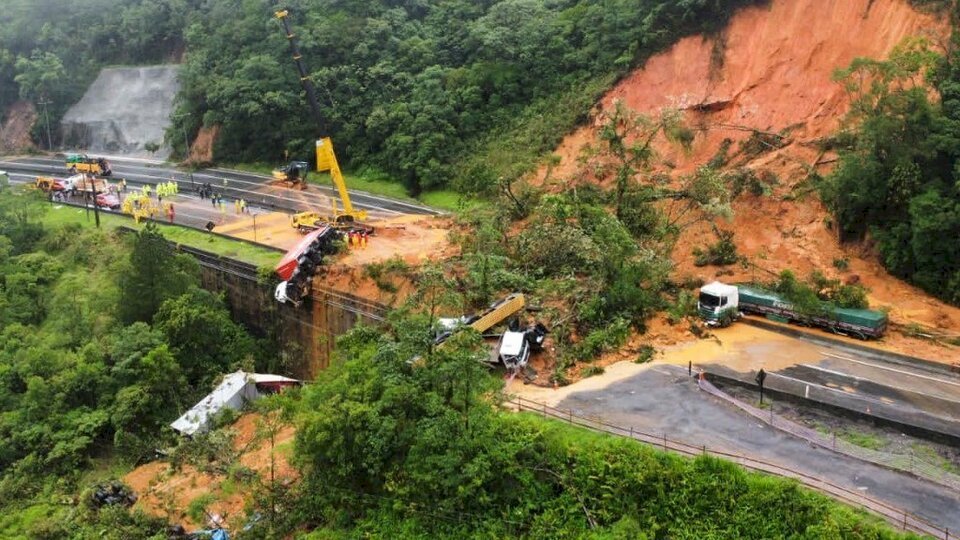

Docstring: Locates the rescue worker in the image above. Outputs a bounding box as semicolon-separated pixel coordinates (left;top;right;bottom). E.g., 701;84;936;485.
234;199;241;215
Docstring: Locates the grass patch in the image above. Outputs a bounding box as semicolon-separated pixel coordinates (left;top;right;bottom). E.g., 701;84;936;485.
837;429;886;451
0;503;57;540
910;443;960;474
45;205;281;268
418;190;483;212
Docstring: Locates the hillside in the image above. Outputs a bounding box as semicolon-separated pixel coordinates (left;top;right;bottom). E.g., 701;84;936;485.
541;0;960;361
2;1;960;538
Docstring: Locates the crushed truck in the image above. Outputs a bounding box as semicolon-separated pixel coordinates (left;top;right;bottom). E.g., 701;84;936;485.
698;281;887;339
63;174;109;194
36;176;67;192
65;153;112;176
291;210;374;235
433;294;548;371
274;225;342;306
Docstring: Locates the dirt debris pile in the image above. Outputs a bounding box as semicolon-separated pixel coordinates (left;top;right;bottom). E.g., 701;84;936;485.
541;0;960;349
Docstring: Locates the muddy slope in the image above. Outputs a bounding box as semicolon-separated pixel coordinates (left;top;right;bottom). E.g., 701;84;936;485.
544;0;960;354
0;101;37;153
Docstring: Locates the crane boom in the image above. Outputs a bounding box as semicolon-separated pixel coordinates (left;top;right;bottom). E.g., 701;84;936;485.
316;136;358;216
274;9;366;223
274;9;325;135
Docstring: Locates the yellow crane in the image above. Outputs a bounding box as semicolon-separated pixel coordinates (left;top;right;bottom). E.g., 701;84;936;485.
274;9;368;231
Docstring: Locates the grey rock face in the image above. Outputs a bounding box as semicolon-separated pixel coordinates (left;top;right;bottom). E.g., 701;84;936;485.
61;65;181;159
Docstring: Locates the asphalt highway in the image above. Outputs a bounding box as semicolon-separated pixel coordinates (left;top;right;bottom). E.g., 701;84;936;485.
0;154;441;220
557;364;960;531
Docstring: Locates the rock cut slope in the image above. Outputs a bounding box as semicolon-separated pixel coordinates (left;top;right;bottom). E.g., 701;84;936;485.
61;65;181;158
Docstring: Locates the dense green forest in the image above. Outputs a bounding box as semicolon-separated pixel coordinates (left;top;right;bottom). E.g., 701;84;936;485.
0;0;762;193
822;5;960;305
0;181;915;538
0;0;192;138
0;0;956;535
0;183;265;527
174;0;763;193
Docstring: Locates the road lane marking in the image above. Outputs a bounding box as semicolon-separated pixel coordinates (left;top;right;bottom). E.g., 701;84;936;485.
819;351;960;388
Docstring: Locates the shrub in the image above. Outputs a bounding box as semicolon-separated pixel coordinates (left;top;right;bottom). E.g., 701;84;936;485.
581;365;606;378
667;290;698;325
570;318;631;361
694;229;740;267
187;493;217;524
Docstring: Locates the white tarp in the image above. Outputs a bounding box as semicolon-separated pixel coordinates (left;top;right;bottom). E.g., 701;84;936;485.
170;371;298;436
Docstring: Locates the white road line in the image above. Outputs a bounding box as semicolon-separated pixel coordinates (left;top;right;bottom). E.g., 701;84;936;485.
772;372;890;405
798;364;960;405
819;351;960;388
800;364;869;383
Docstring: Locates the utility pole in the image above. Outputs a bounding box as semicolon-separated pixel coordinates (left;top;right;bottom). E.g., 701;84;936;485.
85;175;100;228
37;97;53;150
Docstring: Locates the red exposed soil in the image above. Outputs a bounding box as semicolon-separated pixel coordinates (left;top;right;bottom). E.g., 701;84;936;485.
544;0;947;182
0;101;37;153
188;125;219;164
124;412;297;531
539;0;960;363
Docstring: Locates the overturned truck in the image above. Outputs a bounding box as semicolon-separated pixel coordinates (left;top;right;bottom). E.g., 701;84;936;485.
274;225;341;306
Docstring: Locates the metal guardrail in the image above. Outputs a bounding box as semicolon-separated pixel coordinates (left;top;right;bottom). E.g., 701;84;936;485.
507;396;952;539
697;376;960;493
313;285;389;322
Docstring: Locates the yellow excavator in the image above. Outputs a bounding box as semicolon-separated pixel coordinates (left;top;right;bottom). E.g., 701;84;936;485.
274;9;369;232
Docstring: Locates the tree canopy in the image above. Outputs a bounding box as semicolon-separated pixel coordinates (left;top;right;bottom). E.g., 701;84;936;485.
823;29;960;304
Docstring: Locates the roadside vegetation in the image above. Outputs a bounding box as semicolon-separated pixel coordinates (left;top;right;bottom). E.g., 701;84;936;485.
1;1;958;537
268;321;914;539
40;196;282;268
822;7;960;306
0;182;277;536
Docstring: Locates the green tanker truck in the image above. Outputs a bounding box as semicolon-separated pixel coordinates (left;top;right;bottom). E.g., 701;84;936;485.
698;281;887;339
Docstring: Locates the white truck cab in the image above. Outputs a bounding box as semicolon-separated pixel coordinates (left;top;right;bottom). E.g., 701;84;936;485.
275;281;293;305
698;281;740;327
498;330;530;370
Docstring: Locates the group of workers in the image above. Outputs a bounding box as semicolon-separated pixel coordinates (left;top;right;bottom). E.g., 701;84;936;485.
156;180;179;200
346;230;369;249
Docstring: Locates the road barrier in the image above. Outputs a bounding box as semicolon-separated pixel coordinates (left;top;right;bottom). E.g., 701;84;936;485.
697;375;960;493
507;395;952;539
